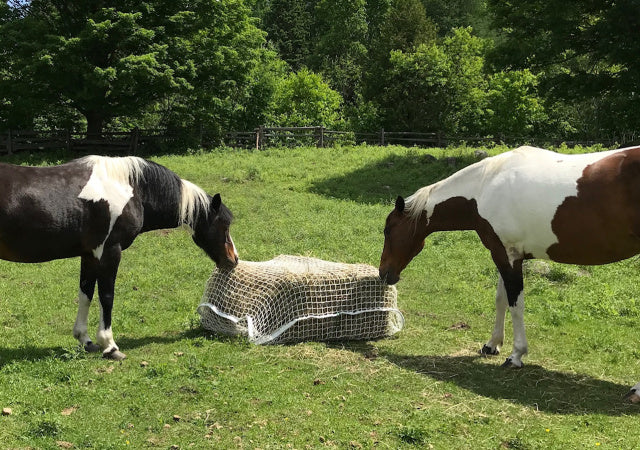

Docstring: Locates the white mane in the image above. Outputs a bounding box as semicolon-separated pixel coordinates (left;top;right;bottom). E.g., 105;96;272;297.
179;179;210;228
81;155;210;228
405;185;435;221
81;155;147;185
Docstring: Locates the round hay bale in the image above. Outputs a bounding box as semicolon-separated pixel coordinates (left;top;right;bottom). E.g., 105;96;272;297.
197;255;403;344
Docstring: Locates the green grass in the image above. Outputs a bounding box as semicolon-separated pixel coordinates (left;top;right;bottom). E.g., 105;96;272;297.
1;144;639;448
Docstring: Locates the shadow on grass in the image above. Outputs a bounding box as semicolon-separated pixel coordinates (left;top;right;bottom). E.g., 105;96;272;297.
0;328;236;368
381;351;638;416
0;345;68;368
309;152;483;205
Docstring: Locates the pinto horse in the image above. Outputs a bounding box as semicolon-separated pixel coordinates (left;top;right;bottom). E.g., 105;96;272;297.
0;155;238;361
379;145;640;401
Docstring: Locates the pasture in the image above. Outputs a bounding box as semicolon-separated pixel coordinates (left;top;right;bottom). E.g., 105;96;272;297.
0;144;639;448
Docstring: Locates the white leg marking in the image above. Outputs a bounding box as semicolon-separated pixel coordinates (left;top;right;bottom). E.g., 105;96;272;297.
484;276;507;353
96;303;119;354
507;291;528;367
73;291;92;347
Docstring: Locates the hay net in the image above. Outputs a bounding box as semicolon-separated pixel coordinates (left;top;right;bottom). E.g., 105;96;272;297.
198;255;403;345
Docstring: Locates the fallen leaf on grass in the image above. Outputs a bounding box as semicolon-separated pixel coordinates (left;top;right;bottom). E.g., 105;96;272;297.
61;406;78;416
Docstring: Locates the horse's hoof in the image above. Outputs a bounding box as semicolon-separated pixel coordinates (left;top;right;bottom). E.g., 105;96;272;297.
103;349;126;361
481;344;499;356
84;342;101;353
501;358;523;369
624;389;640;403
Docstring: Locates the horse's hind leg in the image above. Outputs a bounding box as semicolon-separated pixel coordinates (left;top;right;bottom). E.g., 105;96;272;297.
95;245;126;361
481;275;507;356
73;256;100;353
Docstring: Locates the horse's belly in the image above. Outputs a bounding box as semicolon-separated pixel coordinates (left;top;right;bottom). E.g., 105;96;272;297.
546;233;640;265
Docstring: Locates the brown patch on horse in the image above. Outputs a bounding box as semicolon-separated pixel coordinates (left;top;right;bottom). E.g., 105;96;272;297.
431;197;527;305
548;149;640;264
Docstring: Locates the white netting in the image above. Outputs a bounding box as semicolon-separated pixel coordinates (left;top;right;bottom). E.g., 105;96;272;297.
197;255;403;345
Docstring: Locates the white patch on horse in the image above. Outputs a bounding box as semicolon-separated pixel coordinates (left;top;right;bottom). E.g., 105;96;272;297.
407;146;626;260
78;156;146;260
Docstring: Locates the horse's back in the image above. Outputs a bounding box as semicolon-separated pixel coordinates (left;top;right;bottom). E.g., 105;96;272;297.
478;146;640;263
0;158;144;262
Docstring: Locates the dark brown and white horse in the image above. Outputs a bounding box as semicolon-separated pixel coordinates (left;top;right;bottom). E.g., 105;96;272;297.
379;145;640;401
0;155;238;361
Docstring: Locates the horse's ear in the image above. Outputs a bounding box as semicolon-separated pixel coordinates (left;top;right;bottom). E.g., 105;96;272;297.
212;193;221;211
395;196;405;213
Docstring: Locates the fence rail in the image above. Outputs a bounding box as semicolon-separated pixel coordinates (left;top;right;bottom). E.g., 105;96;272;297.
225;126;621;149
0;126;626;155
0;128;170;155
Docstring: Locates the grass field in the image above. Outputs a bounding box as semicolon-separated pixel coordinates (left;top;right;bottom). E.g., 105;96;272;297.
0;144;639;449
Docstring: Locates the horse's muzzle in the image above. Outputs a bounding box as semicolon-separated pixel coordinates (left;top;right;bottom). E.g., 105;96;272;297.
219;255;239;271
379;268;400;285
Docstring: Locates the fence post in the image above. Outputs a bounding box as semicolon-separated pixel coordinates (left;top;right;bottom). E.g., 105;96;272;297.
316;126;325;148
380;128;385;146
256;125;264;150
6;129;12;155
130;127;140;154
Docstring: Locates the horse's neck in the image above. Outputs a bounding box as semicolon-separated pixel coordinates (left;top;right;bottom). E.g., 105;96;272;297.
140;193;182;231
424;166;484;232
138;171;184;231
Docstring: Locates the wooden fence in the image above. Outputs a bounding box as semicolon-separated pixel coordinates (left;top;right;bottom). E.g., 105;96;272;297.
225;126;620;149
0;128;170;155
0;126;625;155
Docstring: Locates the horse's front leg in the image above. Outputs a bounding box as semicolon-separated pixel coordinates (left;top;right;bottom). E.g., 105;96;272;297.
481;275;507;356
73;256;100;353
95;246;126;361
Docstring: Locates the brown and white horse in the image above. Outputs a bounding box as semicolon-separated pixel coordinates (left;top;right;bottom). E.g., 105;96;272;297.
379;145;640;401
0;155;238;361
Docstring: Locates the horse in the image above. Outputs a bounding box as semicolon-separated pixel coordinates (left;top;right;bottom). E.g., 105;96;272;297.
379;145;640;401
0;155;238;361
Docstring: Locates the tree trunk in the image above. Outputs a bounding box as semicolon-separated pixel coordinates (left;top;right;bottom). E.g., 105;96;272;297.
85;111;105;138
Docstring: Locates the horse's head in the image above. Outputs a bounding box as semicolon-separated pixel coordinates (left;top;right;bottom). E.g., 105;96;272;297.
192;193;239;270
379;196;426;284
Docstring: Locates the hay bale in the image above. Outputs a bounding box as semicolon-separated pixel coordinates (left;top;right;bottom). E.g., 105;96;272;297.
197;255;403;344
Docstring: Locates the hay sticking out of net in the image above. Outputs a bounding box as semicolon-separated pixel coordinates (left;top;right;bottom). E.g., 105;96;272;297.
198;255;403;345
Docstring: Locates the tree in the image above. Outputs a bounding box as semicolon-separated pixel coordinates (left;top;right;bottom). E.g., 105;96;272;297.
380;28;487;134
310;0;369;104
488;0;640;136
267;68;342;128
0;0;269;136
261;0;313;70
486;70;547;137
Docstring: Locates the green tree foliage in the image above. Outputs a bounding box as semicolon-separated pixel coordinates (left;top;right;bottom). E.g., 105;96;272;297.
261;0;313;70
422;0;489;37
267;68;342;128
486;70;547;137
361;0;437;128
488;0;640;136
380;28;487;134
0;0;270;137
310;0;369;104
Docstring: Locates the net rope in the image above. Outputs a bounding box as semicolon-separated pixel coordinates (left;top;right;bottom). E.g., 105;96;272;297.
198;255;403;344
